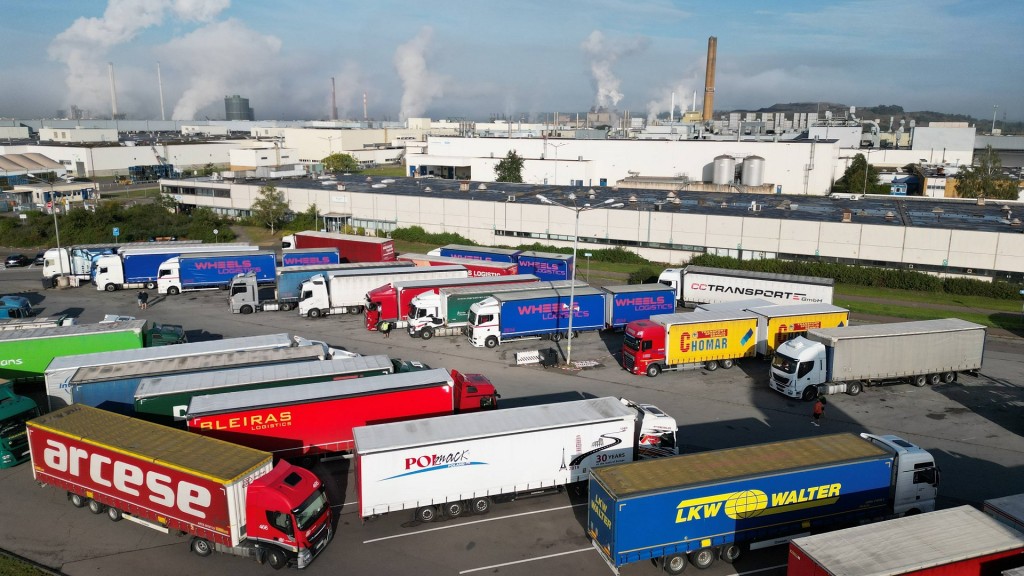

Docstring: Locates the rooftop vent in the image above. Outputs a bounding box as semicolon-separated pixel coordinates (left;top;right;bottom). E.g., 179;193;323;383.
977;196;986;206
885;211;895;221
381;179;395;184
721;202;728;208
336;184;346;191
932;207;944;220
629;195;638;203
477;183;487;190
841;209;852;223
1012;218;1022;227
365;176;372;182
459;180;470;192
423;186;432;192
371;183;386;189
507;195;516;202
588;188;596;199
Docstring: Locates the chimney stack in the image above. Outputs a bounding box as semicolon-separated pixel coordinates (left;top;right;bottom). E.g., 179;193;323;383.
330;77;338;121
702;36;717;124
108;62;119;119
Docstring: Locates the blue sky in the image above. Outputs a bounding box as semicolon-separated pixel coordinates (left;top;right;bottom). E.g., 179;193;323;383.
1;0;1021;122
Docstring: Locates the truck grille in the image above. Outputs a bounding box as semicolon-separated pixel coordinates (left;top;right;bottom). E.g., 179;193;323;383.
769;375;790;392
622;353;635;371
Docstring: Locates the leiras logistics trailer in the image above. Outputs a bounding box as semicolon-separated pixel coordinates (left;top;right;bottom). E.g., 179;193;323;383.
93;244;252;292
407;280;587;339
397;253;519;277
45;333;303;411
28;404;332;569
770;318;986;401
364;274;540;330
229;262;414;313
186;368;498;461
622;305;849;377
297;265;468;318
0;320;148;381
157;250;276;295
353;396;678;523
467;286;607;348
68;345;332;415
786;505;1024;576
281;231;395;263
659;265;834;307
133;355;397;424
587;432;938;574
280;247;340;268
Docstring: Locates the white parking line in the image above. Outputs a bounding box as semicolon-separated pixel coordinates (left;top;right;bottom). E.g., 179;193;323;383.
458;547;593;574
362;503;583;543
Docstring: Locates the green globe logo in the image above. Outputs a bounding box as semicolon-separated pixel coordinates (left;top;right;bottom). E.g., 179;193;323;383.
724;490;768;519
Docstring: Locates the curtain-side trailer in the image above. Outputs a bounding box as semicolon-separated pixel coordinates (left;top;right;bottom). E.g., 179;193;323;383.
659;265;834;307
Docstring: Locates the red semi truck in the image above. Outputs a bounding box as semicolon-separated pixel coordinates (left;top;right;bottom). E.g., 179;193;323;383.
27;404;332;569
396;253;519;277
185;368;497;461
281;231;395;263
364;274;539;330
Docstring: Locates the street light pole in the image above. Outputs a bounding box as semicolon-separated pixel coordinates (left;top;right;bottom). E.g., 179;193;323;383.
536;193;622;367
28;174;64;278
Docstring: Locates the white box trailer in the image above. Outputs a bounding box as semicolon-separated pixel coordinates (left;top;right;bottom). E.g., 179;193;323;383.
662;265;834;307
297;265;468;318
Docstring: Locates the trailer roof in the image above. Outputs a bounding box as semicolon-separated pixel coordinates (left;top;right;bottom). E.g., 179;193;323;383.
517;250;573;261
683;265;835;287
118;244;251;256
490;286;605;302
806;318;986;343
0;319;146;343
32;405;270;483
440;244;521;256
398;253;519;269
790;506;1024;576
134;355;394;398
651;309;757;325
984;493;1024;527
177;249;274;259
282;247;340;254
322;264;465;279
601;284;676;295
353;397;634;453
70;345;324;384
696;298;776;311
593;433;887;497
746;303;850;317
391;274;538;290
187;367;451;417
295;231;392;244
46;333;295;372
439;279;585;297
277;262;411;276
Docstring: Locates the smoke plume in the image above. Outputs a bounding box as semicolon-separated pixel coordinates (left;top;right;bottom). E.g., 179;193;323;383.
581;30;649;108
394;27;444;120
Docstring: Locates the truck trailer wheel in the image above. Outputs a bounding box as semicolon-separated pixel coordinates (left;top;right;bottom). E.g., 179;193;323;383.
416;505;438;523
550;332;562;342
104;283;116;292
689;548;716;569
646;364;661;378
663;554;687;574
106;507;122;522
239;304;254;315
484;336;498;349
704;361;718;372
190;537;213;557
846;381;863;396
719;543;741;563
912;375;927;387
145;281;157;290
471;498;490;514
420;328;434;340
942;371;956;384
927;373;941;386
266;548;288;570
719;359;735;369
347;306;362;315
801;386;819;402
308;308;322;318
444;501;465;518
167;286;180;296
87;499;105;514
68;492;86;508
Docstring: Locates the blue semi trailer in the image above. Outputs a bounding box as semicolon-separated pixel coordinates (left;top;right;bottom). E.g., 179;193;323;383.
601;284;676;330
93;244;253;291
437;244;520;263
466;286;606;348
587;433;939;574
281;247;341;267
158;250;276;295
515;251;574;281
228;262;414;313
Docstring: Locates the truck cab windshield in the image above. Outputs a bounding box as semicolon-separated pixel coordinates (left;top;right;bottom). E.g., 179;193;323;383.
409;306;425;319
623;333;641;351
293;487;329;531
771;353;798;374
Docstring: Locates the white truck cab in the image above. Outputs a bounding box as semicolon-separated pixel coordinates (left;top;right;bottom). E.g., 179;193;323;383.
769;336;824;400
623;398;678;458
859;433;939;515
466;297;501;348
406;292;442;335
297;275;330;318
156;257;181;295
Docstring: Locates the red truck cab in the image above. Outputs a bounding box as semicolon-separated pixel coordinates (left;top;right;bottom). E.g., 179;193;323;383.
244;462;332;569
621;319;667;376
452;369;499;411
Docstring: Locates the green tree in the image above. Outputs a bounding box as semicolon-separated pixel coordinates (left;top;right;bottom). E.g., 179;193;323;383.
288;204;320;231
322;153;359;173
250;185;290;234
955;146;1019;200
833;153;881;195
494;149;525;183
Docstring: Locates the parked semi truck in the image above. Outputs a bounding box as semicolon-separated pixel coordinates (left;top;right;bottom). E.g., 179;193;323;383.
43;241;203;285
354;396;678;523
186;368;498;461
28;404;332;569
158;250;276;295
600;284;677;330
659;265;835;307
468;286;606;348
436;244;520;263
407;280;586;339
435;244;575;281
587;432;938;574
281;231;395;263
93;244;252;291
281;247;340;267
397;252;519;277
45;333;318;410
134;355;399;424
297;265;467;318
0;315;77;330
0;320;185;381
229;262;413;313
786;504;1024;576
0;380;39;468
770;318;986;401
68;345;334;415
364;274;539;330
624;305;850;377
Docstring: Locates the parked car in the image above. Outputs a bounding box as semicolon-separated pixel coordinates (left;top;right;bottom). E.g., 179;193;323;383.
4;254;29;268
33;252;45;266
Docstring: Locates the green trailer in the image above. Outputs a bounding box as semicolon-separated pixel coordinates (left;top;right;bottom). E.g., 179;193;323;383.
0;320;148;381
133;354;397;425
0;380;39;468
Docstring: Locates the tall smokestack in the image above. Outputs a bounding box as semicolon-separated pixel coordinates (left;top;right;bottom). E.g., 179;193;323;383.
330;77;338;120
702;36;717;123
108;62;119;119
363;92;368;121
670;92;675;122
157;62;166;121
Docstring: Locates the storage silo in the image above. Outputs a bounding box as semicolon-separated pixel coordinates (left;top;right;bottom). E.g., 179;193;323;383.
741;155;765;186
712;155;736;185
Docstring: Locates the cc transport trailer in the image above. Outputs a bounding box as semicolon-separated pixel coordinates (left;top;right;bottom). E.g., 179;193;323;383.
228;262;414;313
770;318;986;401
623;304;849;377
185;368;498;461
659;265;835;307
397;253;519;277
157;250;276;295
364;274;540;330
587;432;938;574
133;355;397;424
353;396;678;523
297;265;468;318
280;247;340;267
28;404;332;569
92;244;252;291
786;504;1024;576
281;231;395;263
